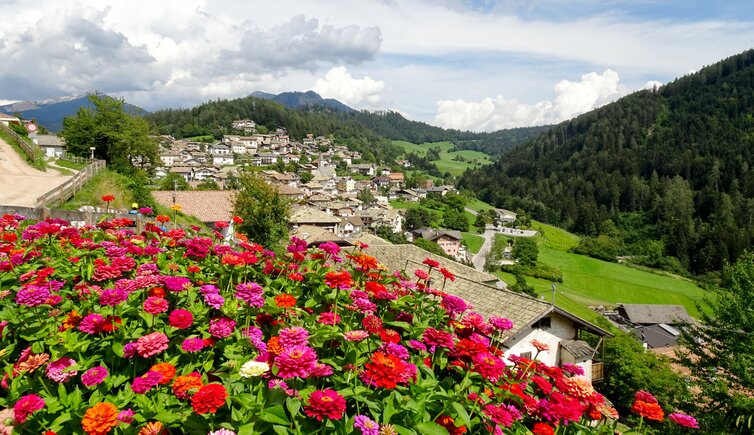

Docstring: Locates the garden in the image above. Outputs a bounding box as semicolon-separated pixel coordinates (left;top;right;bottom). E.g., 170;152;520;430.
0;213;698;434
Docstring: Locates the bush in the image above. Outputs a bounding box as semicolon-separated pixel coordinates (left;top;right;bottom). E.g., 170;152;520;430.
570;234;618;262
501;263;563;283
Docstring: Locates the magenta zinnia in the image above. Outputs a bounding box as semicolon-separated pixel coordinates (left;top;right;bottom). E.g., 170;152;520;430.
13;394;45;423
669;412;699;429
275;345;318;378
136;332;169;358
472;351;505;382
45;356;78;383
304;389;347;421
168;309;193;329
208;317;236;338
81;365;109;387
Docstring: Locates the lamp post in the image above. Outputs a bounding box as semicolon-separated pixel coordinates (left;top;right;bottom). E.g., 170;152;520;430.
89;147;95;160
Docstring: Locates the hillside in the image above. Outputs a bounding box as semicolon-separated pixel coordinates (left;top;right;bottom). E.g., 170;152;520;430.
250;90;355;113
0;91;147;132
393;140;494;176
460;49;754;274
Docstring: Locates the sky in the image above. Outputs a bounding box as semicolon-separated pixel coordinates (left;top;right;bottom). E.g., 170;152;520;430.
0;0;752;132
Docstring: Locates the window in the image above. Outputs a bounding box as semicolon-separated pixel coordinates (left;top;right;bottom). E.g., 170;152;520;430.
520;351;532;359
532;317;551;329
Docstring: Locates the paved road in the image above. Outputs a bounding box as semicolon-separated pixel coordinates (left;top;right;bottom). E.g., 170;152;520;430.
472;225;496;270
0;138;71;207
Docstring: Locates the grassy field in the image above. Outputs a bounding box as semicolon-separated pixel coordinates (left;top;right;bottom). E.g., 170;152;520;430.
390;200;482;234
392;140;494;176
462;232;484;254
531;220;580;251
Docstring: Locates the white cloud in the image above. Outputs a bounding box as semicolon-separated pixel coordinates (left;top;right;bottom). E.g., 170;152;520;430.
435;69;627;131
313;67;385;107
643;80;663;90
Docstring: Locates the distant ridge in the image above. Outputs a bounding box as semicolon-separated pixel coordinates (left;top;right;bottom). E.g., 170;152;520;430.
250;90;355;113
0;91;147;132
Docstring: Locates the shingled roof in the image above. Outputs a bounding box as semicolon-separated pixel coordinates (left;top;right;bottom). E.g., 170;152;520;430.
617;304;694;325
152;190;236;224
291;225;352;247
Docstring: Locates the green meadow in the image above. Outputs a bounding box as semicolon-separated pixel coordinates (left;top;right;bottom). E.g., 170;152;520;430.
392;140;494;176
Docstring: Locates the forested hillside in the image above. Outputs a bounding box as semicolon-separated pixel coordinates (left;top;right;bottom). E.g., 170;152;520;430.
345;110;549;155
146;98;403;164
459;49;754;274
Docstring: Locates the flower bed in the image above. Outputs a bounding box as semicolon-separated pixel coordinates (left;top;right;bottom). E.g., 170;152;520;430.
0;215;696;434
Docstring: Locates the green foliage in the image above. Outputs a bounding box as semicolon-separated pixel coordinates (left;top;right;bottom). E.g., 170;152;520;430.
570;234;619;262
159;173;191;191
442;209;469;231
459;49;754;274
299;171;313;184
461;232;484;254
375;225;408;244
61;94;158;173
234;172;290;249
413;238;449;258
0;124;46;170
602;333;693;422
357;188;376;206
509;270;537;297
512;237;538;266
196;179;221;190
500;263;563;283
678;251;754;432
405;208;433;231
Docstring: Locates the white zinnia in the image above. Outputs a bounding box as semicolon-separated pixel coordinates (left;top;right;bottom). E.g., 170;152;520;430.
239;360;269;378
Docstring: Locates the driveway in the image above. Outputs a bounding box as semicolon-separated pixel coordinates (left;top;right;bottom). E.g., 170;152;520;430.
472;225;496;270
0;138;71;207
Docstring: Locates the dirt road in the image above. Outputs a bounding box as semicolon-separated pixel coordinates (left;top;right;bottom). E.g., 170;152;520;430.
0;137;71;207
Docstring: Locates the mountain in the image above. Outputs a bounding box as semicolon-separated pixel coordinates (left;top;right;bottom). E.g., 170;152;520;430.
0;91;147;132
250;90;355;113
459;49;754;274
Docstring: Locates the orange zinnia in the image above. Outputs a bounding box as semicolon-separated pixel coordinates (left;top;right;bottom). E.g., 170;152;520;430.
267;336;283;356
172;373;203;400
631;400;664;421
81;402;118;435
60;310;82;331
149;362;176;385
275;294;296;308
138;422;167;435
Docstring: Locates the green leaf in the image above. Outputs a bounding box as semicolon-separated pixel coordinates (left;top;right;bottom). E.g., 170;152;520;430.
237;422;256;435
393;425;417;435
285;397;301;419
272;425;290;435
450;402;472;429
260;404;290;425
414;422;450;435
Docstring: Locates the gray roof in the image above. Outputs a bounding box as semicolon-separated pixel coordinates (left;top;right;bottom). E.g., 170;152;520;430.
560;339;595;360
617;304;694;325
631;324;681;349
420;229;462;241
289;206;341;224
291;225;352;247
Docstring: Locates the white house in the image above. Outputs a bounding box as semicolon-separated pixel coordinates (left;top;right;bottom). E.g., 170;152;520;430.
209;144;231;155
34;134;66;158
211;154;234;166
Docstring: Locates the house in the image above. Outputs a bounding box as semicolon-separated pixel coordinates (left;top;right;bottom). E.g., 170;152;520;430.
495;208;518;224
230;142;248;154
231;119;256;133
273;184;305;201
169;166;194;182
349;163;376;176
291;225;353;248
208;144;231;155
159;152;181;167
337;177;356;193
395;159;412;168
337;216;364;238
426;185;456;196
152;190;237;229
312;160;336;179
257;153;278;166
34;134;66;158
372;176;392;189
414;228;464;260
0;113;20;126
211;154;234;166
388;172;405;188
615;304;694;326
193;166;218;181
397;189;422;202
359;242;612;383
288;206;341;234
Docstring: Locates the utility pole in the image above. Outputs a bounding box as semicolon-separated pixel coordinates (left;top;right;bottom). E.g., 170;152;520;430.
551;283;556;305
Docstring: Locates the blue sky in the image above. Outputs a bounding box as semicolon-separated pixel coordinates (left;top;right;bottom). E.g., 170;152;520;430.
0;0;752;131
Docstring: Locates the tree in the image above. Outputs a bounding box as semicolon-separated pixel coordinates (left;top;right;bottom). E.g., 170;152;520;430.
678;251;754;432
159;173;191;191
196;179;220;190
375;225;407;244
233;172;290;250
442;209;469;231
299;171;313;184
413;238;448;258
405;208;432;231
512;237;538;266
61;94;158;173
509;271;536;297
357;188;376;206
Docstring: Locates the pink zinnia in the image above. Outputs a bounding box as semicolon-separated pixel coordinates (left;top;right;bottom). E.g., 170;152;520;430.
472;352;505;382
117;409;135;424
354;414;380;435
143;297;169;314
208;317;236;338
423;327;455;349
78;313;106;334
275;345;318;378
414;269;429;280
318;312;340;325
131;371;162;394
136;332;169;358
181;337;205;353
669;412;699;429
279;327;310;347
45;356;78;383
344;330;369;342
235;282;264;308
81;365;109;387
163;276;191;292
15;285;50;307
441;294;467;316
168;309;193;329
634;390;658;404
13;394;45;423
483;403;522;427
99;288;128;306
204;292;225;309
489;316;514;331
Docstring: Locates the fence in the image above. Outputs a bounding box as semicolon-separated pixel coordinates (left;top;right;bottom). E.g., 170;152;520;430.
36;159;106;208
0;204;145;230
60;154;93;165
0;122;39;163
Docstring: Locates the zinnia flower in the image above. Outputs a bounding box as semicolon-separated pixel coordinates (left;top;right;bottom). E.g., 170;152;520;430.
304;389;347;421
173;373;203;400
278;326;309;347
324;270;352;289
275;346;318;379
191;383;228;414
99;288;128;307
81;366;109;387
235;282;264;308
181;337;205;353
168;309;193;329
138;421;166;435
532;422;555;435
150;363;176;385
489;316;514;331
354;414;380;435
531;339;550;352
634;390;658;404
13;394;45;424
45;356;78;383
318;312;341;325
472;352;505;382
344;330;369;342
482;403;522;427
79;313;107;334
423;327;455;349
360;352;416;389
117;409;134;424
208;317;236;338
136;332;169;358
143;297;168;314
81;402;118;435
274;294;297;308
631;400;664;421
239;361;270;378
669;412;699;429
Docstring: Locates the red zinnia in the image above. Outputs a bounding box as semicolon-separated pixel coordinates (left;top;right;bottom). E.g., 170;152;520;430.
232;215;244;224
422;257;440;268
631;400;664;421
324;271;352;289
191;383;227;414
361;352;414;389
532;422;555;435
304;389;347;421
436;415;467;435
101;195;115;203
275;294;297;308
